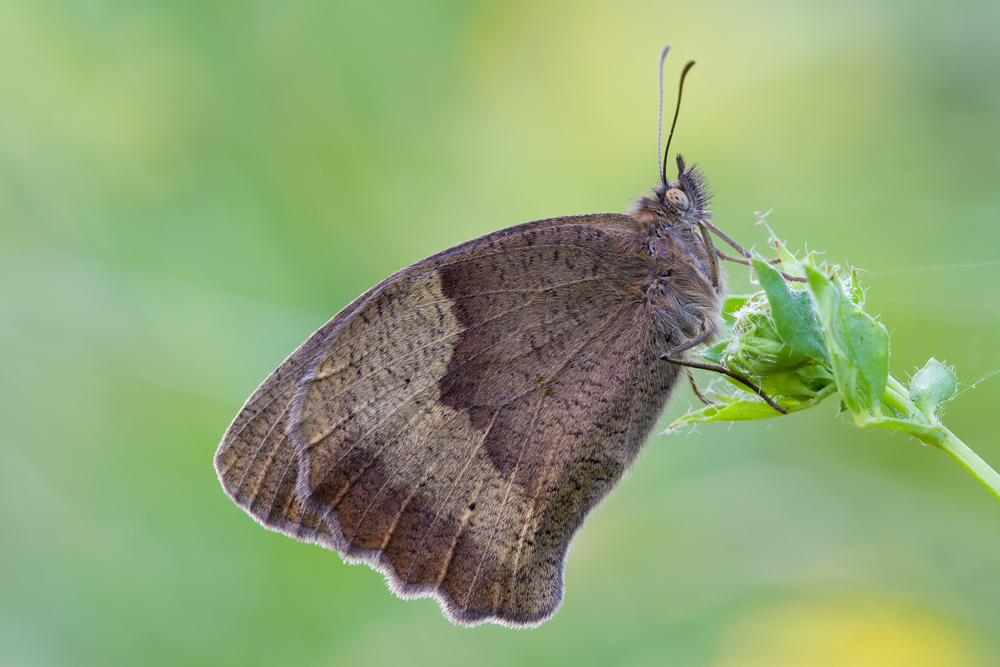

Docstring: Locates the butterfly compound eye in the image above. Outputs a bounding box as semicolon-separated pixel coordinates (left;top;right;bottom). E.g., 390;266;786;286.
665;188;690;211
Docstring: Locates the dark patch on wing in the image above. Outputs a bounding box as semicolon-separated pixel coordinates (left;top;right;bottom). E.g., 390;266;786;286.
437;224;645;479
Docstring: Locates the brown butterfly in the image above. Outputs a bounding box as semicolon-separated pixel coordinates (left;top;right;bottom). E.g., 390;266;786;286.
214;48;783;627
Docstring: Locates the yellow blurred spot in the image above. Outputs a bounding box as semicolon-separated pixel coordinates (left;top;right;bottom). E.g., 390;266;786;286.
714;595;981;667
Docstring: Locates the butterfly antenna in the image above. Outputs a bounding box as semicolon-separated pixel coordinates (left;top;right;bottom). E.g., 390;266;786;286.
657;45;671;183
661;59;696;184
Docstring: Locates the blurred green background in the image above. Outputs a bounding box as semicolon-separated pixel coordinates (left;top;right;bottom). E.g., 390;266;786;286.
3;1;1000;665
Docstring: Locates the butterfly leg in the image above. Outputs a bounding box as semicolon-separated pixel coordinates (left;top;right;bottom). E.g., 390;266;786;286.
714;249;776;266
695;221;720;289
714;248;807;284
700;218;808;284
663;326;714;357
666;327;716;405
687;371;714;406
696;218;756;265
662;353;787;414
698;217;752;259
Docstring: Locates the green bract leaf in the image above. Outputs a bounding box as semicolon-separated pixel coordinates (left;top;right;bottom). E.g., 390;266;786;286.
698;339;727;365
669;397;787;426
753;258;829;364
909;358;957;418
775;242;805;277
806;265;889;415
849;268;866;306
668;382;837;430
755;369;832;398
721;294;752;325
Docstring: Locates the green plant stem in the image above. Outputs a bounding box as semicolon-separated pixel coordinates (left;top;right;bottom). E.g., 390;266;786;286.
934;427;1000;503
861;417;1000;503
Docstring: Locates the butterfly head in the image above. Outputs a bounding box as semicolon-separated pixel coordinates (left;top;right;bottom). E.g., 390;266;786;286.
630;154;711;228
